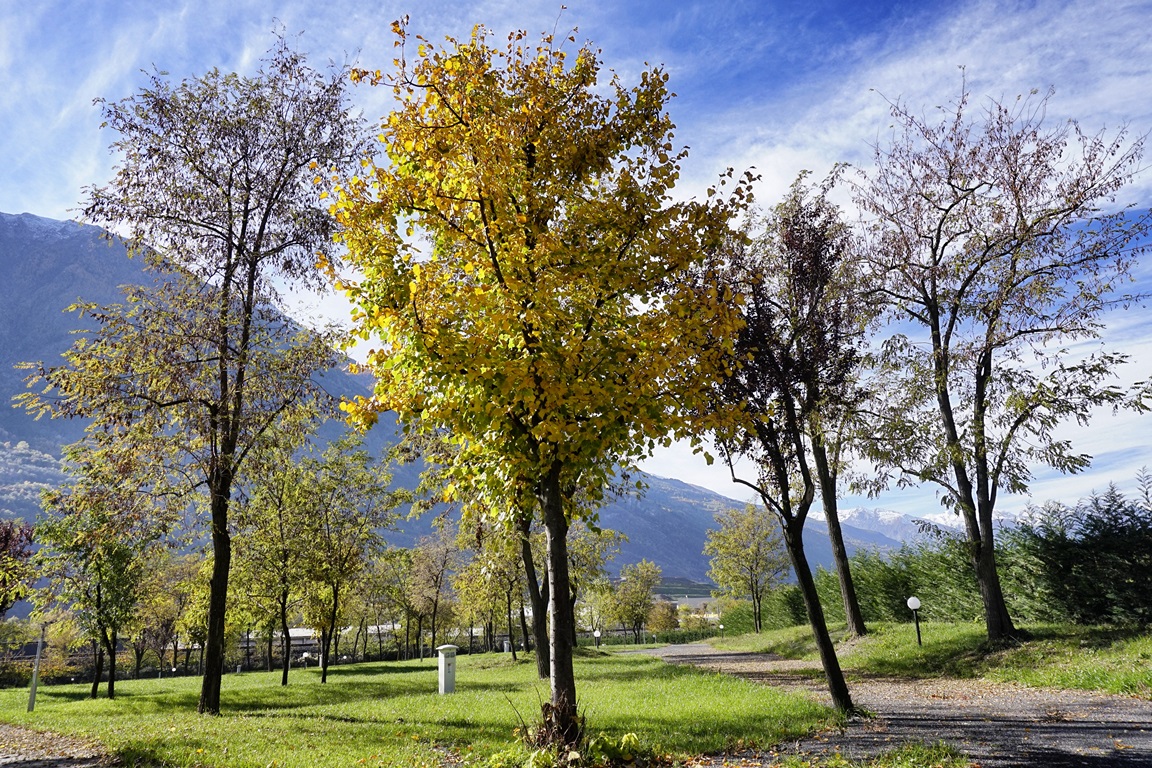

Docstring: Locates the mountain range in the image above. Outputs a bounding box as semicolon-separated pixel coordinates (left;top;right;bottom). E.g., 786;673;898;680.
0;210;920;584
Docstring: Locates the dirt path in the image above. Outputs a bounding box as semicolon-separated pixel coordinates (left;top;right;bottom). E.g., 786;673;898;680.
0;724;108;767
633;644;1152;767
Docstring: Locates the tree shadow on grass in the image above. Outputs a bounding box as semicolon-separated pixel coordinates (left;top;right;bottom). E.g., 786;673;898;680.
584;707;831;757
1025;623;1146;648
845;628;990;679
37;677;428;715
311;662;436;679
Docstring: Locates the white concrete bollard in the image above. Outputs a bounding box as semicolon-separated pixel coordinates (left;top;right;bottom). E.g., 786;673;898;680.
437;644;459;694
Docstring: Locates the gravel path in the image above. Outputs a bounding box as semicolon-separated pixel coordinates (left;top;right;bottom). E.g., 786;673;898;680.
633;644;1152;766
0;724;108;767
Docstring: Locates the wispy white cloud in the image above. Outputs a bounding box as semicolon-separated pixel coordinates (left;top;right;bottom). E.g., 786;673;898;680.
683;0;1152;204
641;0;1152;506
3;0;1149;511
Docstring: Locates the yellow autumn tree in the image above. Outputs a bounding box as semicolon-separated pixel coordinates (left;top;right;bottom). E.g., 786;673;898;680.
332;21;751;743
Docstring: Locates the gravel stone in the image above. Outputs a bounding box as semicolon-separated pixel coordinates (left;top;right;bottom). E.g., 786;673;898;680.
0;724;110;767
632;643;1152;766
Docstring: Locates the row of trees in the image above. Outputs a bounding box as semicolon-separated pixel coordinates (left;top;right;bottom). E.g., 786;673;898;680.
14;422;677;696
17;18;1149;743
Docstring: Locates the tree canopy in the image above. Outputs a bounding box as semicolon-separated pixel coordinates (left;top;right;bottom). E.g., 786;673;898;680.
333;21;751;742
704;504;790;633
20;38;366;714
856;84;1152;642
701;175;866;712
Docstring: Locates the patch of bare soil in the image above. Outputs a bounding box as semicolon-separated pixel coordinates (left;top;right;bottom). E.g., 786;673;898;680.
634;644;1152;767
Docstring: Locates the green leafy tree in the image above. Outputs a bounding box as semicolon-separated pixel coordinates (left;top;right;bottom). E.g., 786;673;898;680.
704;504;790;633
581;578;616;636
20;40;366;714
129;548;183;678
408;520;458;658
140;551;198;675
35;439;170;698
455;517;522;656
646;601;679;634
299;434;402;683
612;560;661;642
855;84;1152;643
565;522;625;644
359;554;408;659
233;448;315;685
333;21;750;742
0;520;35;619
178;559;213;674
364;548;415;659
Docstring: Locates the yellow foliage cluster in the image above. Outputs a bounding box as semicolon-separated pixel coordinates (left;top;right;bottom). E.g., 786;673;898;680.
333;20;753;514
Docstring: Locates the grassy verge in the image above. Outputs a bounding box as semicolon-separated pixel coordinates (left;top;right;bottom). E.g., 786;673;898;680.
0;649;837;767
713;621;1152;697
775;741;968;768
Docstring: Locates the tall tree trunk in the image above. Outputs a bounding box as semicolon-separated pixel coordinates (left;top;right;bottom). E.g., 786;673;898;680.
90;641;103;699
279;590;291;686
540;468;580;745
320;627;332;683
935;340;1019;643
518;601;531;654
506;590;517;661
402;613;410;660
951;456;1019;644
568;591;579;647
518;516;549;679
784;519;853;713
812;440;867;637
104;628;118;700
199;479;232;715
353;618;365;662
746;580;764;635
971;499;1017;642
376;611;386;659
321;581;340;682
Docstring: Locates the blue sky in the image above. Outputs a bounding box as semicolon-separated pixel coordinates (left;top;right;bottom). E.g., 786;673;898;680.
2;0;1150;519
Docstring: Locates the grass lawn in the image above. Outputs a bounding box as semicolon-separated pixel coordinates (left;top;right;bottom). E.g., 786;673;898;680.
713;620;1152;697
0;648;836;767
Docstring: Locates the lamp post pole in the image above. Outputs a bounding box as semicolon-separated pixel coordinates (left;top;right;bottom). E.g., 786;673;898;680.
907;596;922;646
27;622;48;712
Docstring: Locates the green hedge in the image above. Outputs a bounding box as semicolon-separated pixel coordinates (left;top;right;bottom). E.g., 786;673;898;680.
812;482;1152;629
